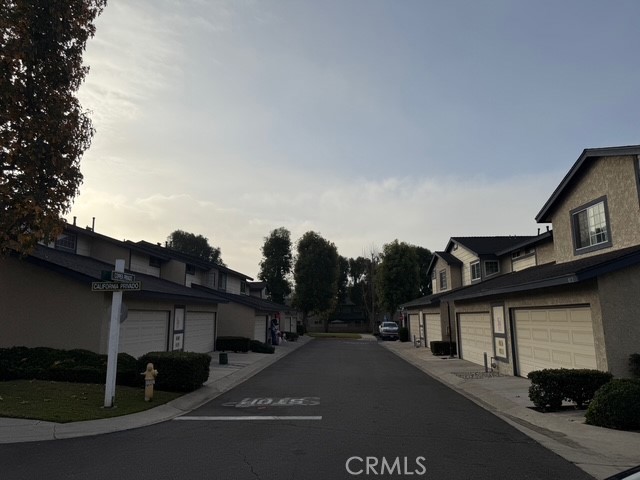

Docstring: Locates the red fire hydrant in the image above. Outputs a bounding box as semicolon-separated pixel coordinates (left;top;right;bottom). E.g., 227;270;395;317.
142;363;158;402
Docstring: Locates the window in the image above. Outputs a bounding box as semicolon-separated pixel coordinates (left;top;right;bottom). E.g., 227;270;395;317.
571;198;612;254
439;270;447;291
240;281;247;294
186;264;196;275
511;250;521;259
471;261;481;281
149;256;161;268
219;272;227;291
54;233;76;252
484;260;499;276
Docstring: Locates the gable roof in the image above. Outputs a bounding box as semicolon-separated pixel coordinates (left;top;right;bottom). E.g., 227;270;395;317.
23;245;228;305
495;230;553;256
441;243;640;302
449;236;537;256
401;291;449;309
426;251;462;276
536;145;640;223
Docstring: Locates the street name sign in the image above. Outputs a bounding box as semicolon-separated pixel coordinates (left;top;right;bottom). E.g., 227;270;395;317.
92;281;141;291
111;271;136;282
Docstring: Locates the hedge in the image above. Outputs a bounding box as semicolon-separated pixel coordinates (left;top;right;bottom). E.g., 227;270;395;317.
585;379;640;430
250;340;275;354
215;336;250;353
0;346;138;386
527;368;613;411
282;331;299;342
430;341;457;356
138;351;211;392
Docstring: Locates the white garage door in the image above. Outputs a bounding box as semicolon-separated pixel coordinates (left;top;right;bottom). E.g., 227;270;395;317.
408;314;422;343
514;307;597;378
458;313;493;367
183;312;216;353
254;317;267;342
424;313;442;345
119;310;169;359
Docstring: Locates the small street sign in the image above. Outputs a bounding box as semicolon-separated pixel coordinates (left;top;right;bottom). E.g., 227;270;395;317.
92;281;141;291
111;271;136;282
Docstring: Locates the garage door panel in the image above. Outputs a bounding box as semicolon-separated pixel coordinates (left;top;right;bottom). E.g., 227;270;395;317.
119;310;169;359
424;314;442;345
183;312;215;353
254;318;266;342
459;313;492;367
515;307;597;377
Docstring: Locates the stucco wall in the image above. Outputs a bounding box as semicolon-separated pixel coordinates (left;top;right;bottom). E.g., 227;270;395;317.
217;302;256;338
551;156;640;263
90;240;131;269
451;244;477;286
535;238;556;265
161;259;185;284
597;264;640;377
0;256;107;352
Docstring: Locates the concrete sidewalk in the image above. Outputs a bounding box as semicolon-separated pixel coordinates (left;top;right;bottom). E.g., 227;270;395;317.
0;336;312;444
379;338;640;480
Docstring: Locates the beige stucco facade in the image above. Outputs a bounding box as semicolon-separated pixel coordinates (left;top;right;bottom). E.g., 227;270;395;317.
550;156;640;264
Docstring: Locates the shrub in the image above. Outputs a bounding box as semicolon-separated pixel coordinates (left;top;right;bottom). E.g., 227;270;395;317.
283;331;299;342
250;340;275;354
585;379;640;430
563;369;613;408
527;369;613;411
215;336;250;353
138;351;211;392
399;327;410;342
430;341;457;356
528;369;568;411
630;354;640;378
296;324;306;336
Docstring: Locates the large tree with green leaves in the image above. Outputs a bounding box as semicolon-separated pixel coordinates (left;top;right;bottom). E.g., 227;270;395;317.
258;227;293;304
1;0;107;255
348;253;380;329
415;245;433;296
167;230;224;266
376;240;421;320
292;231;340;329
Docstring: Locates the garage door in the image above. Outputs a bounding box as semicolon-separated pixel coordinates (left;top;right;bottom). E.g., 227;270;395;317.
514;307;597;378
119;310;169;359
183;312;216;353
408;314;422;343
254;317;267;342
424;313;442;345
458;313;493;367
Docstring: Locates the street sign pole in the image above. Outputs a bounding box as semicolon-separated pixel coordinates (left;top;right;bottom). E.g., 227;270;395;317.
104;259;125;408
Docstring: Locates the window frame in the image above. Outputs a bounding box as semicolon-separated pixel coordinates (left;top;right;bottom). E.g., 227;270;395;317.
186;264;196;275
470;261;481;281
54;233;77;252
439;269;448;291
570;196;612;255
149;256;162;268
484;260;499;277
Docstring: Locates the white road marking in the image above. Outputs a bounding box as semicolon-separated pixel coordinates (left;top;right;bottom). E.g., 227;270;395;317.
175;416;322;421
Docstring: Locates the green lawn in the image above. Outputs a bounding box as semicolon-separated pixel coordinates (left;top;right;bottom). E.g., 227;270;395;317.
306;332;363;339
0;380;183;423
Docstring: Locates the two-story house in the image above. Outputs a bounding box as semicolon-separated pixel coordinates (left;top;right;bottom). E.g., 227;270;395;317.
1;222;298;357
403;145;640;378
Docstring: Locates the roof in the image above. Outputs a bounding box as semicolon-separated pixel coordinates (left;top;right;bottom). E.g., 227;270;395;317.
426;251;462;276
441;244;640;302
495;230;553;256
23;245;228;305
401;291;449;309
449;236;538;256
536;145;640;223
192;285;293;313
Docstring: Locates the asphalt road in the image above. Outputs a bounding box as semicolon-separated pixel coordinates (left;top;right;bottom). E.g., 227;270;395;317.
0;340;594;480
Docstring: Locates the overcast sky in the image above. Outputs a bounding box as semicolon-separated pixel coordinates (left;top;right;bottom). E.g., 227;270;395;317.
70;0;640;277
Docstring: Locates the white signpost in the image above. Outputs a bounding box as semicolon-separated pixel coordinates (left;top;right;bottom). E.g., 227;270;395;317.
94;260;140;408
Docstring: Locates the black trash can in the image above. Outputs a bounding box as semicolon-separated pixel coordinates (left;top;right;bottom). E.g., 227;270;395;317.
219;352;228;365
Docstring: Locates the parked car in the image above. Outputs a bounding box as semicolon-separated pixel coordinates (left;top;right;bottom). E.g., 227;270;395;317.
378;321;399;340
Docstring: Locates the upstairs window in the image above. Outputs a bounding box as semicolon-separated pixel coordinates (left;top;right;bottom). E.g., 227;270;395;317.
470;261;481;281
186;264;196;275
240;281;247;294
439;270;447;291
572;198;612;254
219;272;227;291
149;256;162;268
484;260;499;277
54;233;76;252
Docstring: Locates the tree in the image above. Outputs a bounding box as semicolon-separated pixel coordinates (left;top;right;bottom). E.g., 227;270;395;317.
414;245;433;296
1;0;107;255
167;230;224;266
258;227;293;304
376;240;421;321
292;231;340;330
348;253;380;330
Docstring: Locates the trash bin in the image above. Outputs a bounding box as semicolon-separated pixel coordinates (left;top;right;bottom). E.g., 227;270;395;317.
219;352;228;365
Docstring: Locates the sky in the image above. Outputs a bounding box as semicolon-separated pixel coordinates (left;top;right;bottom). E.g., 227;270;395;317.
70;0;640;278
